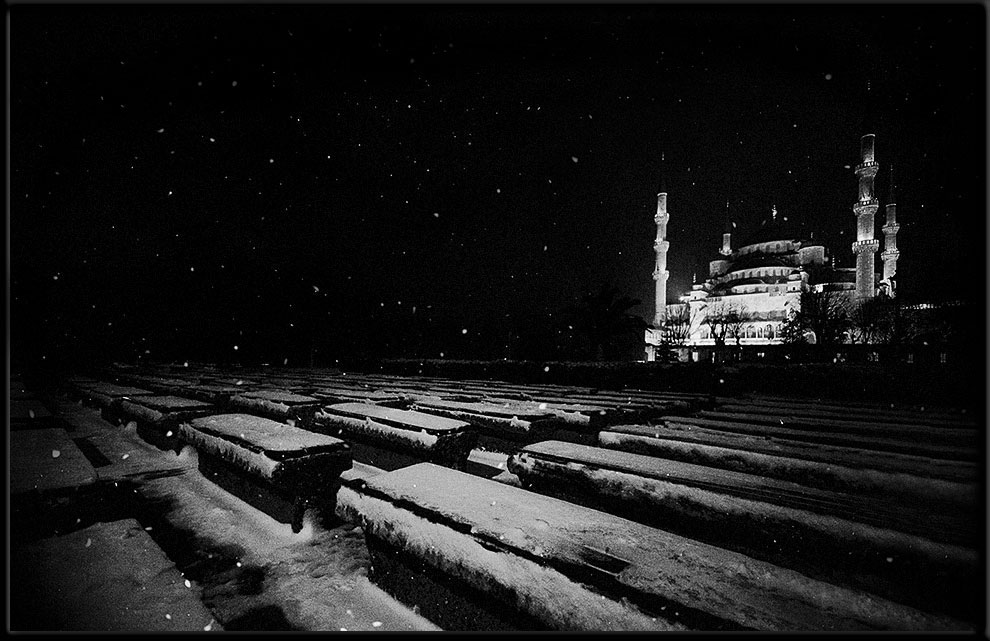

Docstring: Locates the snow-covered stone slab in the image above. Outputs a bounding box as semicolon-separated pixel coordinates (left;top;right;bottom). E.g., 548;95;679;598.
738;394;975;424
663;415;976;461
123;375;196;396
179;413;351;532
10;518;219;631
597;427;979;516
118;395;218;451
82;382;154;417
337;463;964;631
615;422;978;484
311;387;407;406
508;440;978;624
698;409;977;445
718;399;976;428
183;383;245;405
409;398;558;442
11;399;54;429
313;402;478;470
10;429;98;494
228;389;322;427
483;397;621;428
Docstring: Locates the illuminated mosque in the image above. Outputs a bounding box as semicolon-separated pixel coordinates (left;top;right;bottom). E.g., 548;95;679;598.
644;132;900;360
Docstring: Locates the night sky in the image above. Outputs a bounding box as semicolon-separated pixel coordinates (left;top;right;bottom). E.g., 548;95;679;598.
11;3;986;368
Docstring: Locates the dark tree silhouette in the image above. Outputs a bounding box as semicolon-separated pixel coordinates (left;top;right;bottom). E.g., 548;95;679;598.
780;286;851;347
567;285;648;361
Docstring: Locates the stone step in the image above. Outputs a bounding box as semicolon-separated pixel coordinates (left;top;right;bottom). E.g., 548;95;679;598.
336;462;965;631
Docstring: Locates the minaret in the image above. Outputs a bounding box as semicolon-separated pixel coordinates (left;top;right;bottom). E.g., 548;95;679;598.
852;133;880;300
652;155;670;326
881;165;900;296
720;200;732;256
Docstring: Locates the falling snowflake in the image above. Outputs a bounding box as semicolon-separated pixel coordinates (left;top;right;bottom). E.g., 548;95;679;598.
122;454;130;460
185;579;192;588
204;620;214;631
571;156;579;163
372;622;383;628
52;449;61;458
461;329;468;334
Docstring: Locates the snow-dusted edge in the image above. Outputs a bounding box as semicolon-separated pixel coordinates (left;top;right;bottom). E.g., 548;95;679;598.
335;484;680;632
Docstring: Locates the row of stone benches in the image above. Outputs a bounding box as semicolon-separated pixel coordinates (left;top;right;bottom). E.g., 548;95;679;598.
65;371;977;630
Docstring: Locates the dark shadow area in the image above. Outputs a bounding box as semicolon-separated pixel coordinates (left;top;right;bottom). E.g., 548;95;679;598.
222;605;302;631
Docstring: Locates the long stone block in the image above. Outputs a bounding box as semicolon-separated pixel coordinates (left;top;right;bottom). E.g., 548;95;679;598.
598;427;978;516
313;402;478;470
337;463;964;631
609;422;979;484
118;395;218;451
409;399;559;443
508;440;979;624
228;389;322;427
663;415;976;461
178;413;351;532
10;518;219;631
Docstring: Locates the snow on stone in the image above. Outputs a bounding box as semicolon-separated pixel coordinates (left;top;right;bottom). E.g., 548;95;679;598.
341;463;963;631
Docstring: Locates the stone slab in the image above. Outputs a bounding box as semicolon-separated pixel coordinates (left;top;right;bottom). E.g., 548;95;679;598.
10;518;218;631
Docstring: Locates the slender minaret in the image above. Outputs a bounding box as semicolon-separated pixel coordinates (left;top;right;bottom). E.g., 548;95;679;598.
881;165;900;296
720;200;732;256
652;155;670;326
852;134;880;300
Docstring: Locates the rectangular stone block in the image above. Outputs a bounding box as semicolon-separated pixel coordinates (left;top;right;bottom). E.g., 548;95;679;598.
337;463;964;631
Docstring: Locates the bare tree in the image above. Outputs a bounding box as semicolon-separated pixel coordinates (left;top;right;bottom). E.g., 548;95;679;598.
659;304;700;346
723;304;751;347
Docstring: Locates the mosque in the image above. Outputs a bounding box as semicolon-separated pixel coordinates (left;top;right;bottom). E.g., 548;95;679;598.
644;132;900;360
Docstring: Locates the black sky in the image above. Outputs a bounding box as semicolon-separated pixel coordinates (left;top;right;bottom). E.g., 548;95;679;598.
10;3;987;367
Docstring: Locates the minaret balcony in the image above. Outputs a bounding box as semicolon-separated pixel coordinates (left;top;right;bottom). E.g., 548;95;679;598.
654;239;670;252
855;160;879;171
882;222;900;234
654;212;669;225
851;239;880;254
652;268;669;282
881;249;900;260
853;201;879;215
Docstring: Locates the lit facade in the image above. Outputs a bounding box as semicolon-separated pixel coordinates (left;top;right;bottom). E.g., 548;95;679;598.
645;133;899;360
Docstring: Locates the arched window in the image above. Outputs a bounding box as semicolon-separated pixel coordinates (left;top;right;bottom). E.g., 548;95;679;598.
766;324;775;339
756;325;764;338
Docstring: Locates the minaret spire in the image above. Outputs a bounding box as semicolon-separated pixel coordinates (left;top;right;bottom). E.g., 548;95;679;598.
852;133;881;300
720;199;732;256
880;164;900;296
652;152;670;326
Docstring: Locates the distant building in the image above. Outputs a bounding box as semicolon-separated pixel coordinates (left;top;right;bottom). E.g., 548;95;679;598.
645;133;900;360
